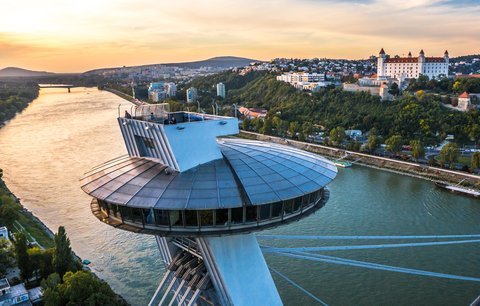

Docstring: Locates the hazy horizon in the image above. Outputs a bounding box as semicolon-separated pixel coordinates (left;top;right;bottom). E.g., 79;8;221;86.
1;0;479;72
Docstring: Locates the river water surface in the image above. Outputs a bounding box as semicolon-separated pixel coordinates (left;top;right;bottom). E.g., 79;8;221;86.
0;88;479;305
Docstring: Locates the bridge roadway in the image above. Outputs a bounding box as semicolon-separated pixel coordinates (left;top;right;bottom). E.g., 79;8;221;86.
38;84;78;92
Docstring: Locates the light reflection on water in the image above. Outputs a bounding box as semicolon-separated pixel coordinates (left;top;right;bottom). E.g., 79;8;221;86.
0;88;479;305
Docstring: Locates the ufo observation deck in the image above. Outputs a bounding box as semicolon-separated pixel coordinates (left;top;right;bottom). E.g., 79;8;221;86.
80;105;337;237
81;139;336;237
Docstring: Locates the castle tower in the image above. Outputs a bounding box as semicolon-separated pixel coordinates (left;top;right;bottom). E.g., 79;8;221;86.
377;48;386;80
418;49;425;76
80;104;337;306
444;50;449;76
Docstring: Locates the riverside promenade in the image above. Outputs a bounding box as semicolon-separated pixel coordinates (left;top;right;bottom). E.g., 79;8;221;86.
239;131;480;187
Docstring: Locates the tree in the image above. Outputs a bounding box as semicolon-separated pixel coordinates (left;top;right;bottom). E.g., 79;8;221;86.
0;240;14;275
14;233;30;282
416;90;426;101
273;117;288;138
453;81;462;93
439;142;459;169
252;118;263;132
410;140;425;161
260;117;273;135
288;122;300;139
0;198;16;228
367;134;379;153
385;135;403;155
329;127;345;146
28;247;54;281
241;118;252;131
468;124;480;148
388;82;400;96
302;122;314;140
42;273;63;306
472;152;480;170
43;271;128;306
53;226;75;278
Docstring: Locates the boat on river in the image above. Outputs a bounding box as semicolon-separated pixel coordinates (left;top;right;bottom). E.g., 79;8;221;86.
334;161;352;168
435;182;480;198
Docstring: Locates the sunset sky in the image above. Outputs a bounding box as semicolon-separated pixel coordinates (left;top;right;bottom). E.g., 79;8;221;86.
1;0;479;72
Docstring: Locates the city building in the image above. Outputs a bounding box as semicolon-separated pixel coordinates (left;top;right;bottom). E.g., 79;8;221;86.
377;48;449;80
277;72;330;91
81;103;337;305
277;72;325;83
238;107;267;119
186;87;198;103
165;82;177;98
457;91;471;111
148;82;166;102
0;227;9;241
0;278;30;306
216;82;226;98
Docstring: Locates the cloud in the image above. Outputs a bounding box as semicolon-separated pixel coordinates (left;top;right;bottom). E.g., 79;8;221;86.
0;0;479;71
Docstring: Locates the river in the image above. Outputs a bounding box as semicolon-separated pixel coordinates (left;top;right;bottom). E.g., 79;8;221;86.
0;87;479;305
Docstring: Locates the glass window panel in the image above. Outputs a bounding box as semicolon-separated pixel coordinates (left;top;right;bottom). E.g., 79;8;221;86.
293;196;302;212
259;204;271;220
199;210;214;227
284;199;294;215
143;209;155;225
245;206;257;223
215;209;229;226
271;201;282;218
231;207;244;224
154;209;170;226
169;210;183;227
185;210;198;227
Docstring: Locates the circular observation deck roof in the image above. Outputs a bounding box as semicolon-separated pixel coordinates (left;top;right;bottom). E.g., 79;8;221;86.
80;139;337;210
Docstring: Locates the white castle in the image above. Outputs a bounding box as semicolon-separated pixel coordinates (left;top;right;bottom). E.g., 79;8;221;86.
377;48;449;80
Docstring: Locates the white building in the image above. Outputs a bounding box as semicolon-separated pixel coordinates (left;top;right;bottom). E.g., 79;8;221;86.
277;72;326;83
165;82;177;98
277;72;330;91
0;227;9;241
217;82;226;98
377;48;449;80
457;91;471;111
186;87;198;103
148;82;176;102
148;82;166;102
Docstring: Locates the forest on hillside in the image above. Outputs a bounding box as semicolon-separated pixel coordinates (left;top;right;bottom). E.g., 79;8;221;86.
176;71;480;147
0;81;39;125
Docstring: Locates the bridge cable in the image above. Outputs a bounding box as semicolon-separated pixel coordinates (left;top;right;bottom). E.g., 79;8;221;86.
261;238;480;252
269;251;480;283
269;266;328;306
257;234;480;240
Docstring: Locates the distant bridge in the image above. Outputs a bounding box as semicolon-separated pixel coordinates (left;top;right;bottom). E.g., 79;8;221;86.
38;84;79;93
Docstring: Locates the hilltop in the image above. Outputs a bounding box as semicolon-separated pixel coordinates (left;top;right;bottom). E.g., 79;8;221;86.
0;67;55;77
83;56;260;75
162;56;260;69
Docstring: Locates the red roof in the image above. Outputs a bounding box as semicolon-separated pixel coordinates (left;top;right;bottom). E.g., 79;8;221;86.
385;58;417;63
384;57;445;63
459;91;470;98
425;57;445;63
379;48;385;55
455;74;480;79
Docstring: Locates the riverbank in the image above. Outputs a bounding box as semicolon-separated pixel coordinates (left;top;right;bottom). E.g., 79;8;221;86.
102;87;143;105
239;131;480;188
0;87;131;305
0;172;55;248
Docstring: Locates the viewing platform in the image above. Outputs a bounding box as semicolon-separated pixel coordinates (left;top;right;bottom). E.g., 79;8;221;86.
81;103;337;237
81;103;337;305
